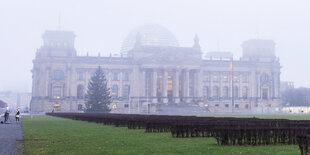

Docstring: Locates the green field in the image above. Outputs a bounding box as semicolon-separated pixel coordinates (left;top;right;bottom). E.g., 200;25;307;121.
22;115;305;155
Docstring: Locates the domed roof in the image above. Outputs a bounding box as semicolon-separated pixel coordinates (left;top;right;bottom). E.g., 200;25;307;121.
121;24;179;53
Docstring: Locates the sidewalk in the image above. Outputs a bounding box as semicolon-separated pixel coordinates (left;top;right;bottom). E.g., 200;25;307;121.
0;116;24;155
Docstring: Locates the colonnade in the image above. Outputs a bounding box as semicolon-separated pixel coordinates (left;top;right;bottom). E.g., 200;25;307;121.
138;68;202;104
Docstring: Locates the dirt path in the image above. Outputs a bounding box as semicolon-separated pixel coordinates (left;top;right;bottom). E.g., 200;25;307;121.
0;116;24;155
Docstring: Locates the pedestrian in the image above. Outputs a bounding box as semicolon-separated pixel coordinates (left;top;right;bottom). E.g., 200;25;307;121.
15;109;20;123
4;110;9;123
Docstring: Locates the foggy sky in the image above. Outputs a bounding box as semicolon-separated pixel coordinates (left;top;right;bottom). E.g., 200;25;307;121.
0;0;309;92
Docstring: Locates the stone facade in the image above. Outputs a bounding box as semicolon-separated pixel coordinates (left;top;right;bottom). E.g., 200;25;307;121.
30;30;281;113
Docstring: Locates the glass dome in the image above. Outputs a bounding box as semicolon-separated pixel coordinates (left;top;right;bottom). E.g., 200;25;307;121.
121;24;179;53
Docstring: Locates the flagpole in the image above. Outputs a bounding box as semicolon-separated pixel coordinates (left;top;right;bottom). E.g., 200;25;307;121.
231;57;234;113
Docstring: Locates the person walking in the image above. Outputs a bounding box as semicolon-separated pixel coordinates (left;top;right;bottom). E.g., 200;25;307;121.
15;109;20;123
4;110;9;123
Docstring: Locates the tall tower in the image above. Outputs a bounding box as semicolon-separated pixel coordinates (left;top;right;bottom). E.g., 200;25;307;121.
37;30;77;57
31;30;78;112
241;39;276;61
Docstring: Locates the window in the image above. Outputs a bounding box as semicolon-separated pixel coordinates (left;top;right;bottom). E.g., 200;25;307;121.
262;88;268;99
260;73;269;84
77;85;84;99
113;73;119;81
233;74;239;82
52;85;63;99
215;104;219;107
235;104;239;108
242;87;248;99
223;86;229;98
122;85;130;99
212;73;219;82
223;75;229;82
90;72;95;78
242;73;248;83
78;72;83;80
111;85;118;98
52;70;65;80
203;86;210;98
123;73;129;81
78;104;83;111
124;104;129;108
203;72;210;82
213;86;219;98
53;103;61;111
225;104;229;108
233;86;239;98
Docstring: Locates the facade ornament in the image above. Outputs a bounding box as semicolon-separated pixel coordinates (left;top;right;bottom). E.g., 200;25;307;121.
134;32;142;48
193;34;201;51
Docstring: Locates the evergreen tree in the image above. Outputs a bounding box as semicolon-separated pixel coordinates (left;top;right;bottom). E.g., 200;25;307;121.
85;66;112;113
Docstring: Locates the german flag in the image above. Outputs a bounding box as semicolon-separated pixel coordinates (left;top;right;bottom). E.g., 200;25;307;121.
230;58;234;79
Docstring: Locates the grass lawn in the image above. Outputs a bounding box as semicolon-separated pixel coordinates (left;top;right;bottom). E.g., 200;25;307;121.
22;115;303;155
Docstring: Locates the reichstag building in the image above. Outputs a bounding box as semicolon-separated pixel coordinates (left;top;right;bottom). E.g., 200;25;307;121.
30;24;281;113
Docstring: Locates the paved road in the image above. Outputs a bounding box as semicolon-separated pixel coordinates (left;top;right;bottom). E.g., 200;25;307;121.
0;116;24;155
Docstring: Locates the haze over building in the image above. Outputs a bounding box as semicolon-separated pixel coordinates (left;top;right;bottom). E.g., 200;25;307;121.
30;25;281;113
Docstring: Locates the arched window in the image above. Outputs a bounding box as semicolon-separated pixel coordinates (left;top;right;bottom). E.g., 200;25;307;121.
203;86;209;98
123;73;130;81
52;70;65;80
52;85;63;99
242;87;248;99
122;85;130;99
213;86;219;98
112;73;119;81
260;73;269;84
233;86;239;98
262;88;268;99
77;72;83;80
78;104;83;111
223;86;229;98
77;85;84;99
111;85;118;99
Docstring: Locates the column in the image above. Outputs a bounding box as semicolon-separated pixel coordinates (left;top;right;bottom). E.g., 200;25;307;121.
31;69;36;97
152;70;157;103
174;69;180;103
276;72;280;98
219;71;222;99
272;72;278;98
130;67;139;110
250;69;256;99
65;67;71;97
68;68;72;97
197;70;203;105
46;69;51;97
119;71;123;97
193;70;199;97
163;69;168;103
141;70;146;97
183;69;190;103
107;71;111;88
130;67;138;97
43;68;49;97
